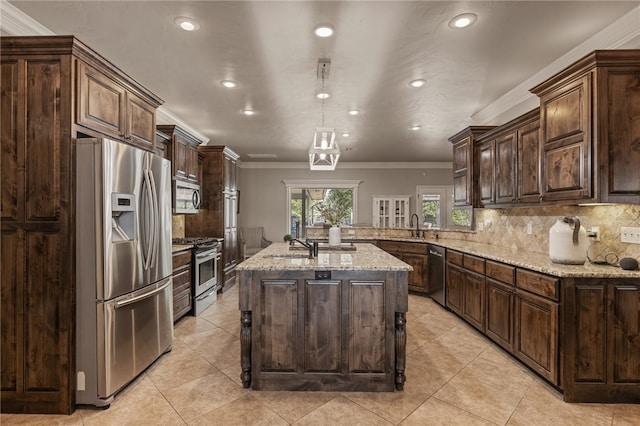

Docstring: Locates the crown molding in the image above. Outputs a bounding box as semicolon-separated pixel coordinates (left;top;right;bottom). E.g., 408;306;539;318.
156;107;210;144
0;0;54;35
472;5;640;125
238;161;452;170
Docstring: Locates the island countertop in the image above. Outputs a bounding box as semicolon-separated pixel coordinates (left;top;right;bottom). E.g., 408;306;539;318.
236;242;413;272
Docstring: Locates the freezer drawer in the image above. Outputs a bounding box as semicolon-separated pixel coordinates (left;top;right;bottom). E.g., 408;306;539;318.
97;278;173;401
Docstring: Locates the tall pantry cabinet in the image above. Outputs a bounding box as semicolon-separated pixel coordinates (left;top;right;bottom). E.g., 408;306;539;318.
0;36;162;414
185;146;240;291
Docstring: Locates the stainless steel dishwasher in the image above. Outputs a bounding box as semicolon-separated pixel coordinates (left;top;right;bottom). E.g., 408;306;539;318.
427;244;446;306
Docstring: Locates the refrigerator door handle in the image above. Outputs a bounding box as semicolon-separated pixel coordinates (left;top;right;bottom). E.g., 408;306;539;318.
115;278;172;309
147;165;159;269
142;167;156;270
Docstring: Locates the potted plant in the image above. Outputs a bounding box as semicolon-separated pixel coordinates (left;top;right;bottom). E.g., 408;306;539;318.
315;199;350;246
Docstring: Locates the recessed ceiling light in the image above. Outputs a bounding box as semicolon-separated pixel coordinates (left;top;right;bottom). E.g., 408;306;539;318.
314;24;335;38
220;80;238;88
174;16;200;32
316;92;330;99
409;79;427;88
342;132;351;138
411;125;422;131
448;13;477;29
242;109;255;116
348;109;359;116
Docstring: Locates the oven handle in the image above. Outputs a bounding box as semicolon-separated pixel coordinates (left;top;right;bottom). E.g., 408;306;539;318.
115;279;172;309
196;249;217;260
196;287;218;301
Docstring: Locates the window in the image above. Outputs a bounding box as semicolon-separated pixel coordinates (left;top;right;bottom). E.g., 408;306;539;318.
415;185;472;230
284;180;361;238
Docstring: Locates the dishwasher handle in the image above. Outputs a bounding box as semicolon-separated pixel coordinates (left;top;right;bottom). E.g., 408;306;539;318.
428;249;443;257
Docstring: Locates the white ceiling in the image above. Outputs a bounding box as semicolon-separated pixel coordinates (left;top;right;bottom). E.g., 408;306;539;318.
3;1;639;164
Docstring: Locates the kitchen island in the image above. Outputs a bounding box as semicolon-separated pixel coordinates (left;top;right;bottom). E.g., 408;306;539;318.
236;243;411;392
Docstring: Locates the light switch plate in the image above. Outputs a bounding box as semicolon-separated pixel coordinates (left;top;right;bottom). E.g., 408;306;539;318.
621;227;640;244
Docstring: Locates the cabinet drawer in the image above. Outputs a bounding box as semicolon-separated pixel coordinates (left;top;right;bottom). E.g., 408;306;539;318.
463;254;485;274
516;269;559;301
173;289;192;319
399;242;427;255
172;250;192;269
173;267;191;286
486;260;515;285
447;250;463;266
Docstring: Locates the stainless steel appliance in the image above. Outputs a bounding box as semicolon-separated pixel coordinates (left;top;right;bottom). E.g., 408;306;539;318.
174;180;201;214
76;138;173;408
172;237;221;315
427;244;446;306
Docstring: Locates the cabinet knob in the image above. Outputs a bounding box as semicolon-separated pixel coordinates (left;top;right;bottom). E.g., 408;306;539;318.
538;194;544;201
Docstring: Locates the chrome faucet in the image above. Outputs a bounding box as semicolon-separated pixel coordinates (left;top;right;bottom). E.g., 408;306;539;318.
409;213;421;238
290;238;319;259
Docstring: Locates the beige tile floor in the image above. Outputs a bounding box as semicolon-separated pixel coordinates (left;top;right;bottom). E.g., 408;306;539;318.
2;285;639;425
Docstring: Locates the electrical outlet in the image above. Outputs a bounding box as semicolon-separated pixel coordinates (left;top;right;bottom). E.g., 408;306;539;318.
588;226;600;241
526;222;533;235
621;227;640;244
348;229;355;235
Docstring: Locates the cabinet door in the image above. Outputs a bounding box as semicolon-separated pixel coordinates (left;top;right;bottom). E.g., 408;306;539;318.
224;154;237;191
187;146;199;181
404;252;428;293
495;132;517;204
609;283;640;383
462;270;485;332
77;61;126;138
514;290;558;384
173;137;188;179
125;91;156;150
452;138;471;206
486;278;514;351
1;56;74;414
517;119;542;203
477;141;495;206
540;74;592;202
446;264;464;316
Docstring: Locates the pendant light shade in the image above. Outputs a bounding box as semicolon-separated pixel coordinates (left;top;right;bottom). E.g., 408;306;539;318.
309;127;340;170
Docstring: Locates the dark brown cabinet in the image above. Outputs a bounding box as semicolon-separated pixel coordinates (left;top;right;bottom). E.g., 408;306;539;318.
530;50;640;204
475;109;541;207
485;261;516;352
1;36;162;414
172;249;193;322
77;61;158;150
448;126;495;207
378;241;429;294
157;125;203;183
563;278;640;402
185;146;239;291
445;250;486;332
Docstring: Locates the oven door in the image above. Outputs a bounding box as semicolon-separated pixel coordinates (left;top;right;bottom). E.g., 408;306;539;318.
194;248;218;296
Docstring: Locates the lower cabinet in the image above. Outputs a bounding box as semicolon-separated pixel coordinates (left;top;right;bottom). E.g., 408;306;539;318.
378;241;429;294
172;249;193;322
445;250;485;332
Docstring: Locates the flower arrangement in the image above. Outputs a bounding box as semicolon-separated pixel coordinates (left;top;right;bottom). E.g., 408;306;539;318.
315;201;350;226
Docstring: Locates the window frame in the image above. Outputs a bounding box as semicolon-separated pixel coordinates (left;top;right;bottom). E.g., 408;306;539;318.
283;180;361;236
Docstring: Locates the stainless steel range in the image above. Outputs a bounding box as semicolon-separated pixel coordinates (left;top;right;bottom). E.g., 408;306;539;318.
173;237;222;315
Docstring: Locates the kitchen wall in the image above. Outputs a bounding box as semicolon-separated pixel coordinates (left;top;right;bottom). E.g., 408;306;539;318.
237;164;453;242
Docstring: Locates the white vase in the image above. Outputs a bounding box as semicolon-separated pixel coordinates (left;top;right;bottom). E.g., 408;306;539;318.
328;225;341;247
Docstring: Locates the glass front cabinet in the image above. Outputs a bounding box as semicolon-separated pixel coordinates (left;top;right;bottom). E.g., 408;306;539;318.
373;196;410;228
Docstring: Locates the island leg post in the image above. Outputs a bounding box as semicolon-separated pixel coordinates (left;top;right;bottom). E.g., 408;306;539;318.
240;311;252;388
395;312;407;390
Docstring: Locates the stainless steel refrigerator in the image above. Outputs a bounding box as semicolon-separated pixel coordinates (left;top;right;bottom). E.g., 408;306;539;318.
75;138;173;407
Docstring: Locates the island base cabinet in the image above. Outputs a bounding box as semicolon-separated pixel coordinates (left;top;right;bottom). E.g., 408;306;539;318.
563;278;640;403
239;270;407;392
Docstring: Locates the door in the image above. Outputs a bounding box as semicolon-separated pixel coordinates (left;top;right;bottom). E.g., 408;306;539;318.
97;277;173;398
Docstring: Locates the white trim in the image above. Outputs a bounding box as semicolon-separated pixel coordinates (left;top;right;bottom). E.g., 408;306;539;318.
156;107;210;144
241;161;452;169
283;180;362;237
416;185;453;229
473;5;640;125
0;0;54;35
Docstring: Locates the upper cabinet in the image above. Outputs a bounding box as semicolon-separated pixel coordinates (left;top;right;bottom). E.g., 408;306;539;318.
448;127;495;207
530;50;640;204
156;125;204;184
476;109;541;207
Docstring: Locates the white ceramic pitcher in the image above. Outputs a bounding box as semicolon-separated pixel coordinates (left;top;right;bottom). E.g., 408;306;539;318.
549;216;589;265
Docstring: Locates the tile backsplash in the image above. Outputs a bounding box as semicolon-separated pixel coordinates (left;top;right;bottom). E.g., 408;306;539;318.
472;204;640;261
308;204;640;262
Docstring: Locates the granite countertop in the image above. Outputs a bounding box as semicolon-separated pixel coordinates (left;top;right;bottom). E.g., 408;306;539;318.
172;244;193;253
428;239;640;279
236;242;413;272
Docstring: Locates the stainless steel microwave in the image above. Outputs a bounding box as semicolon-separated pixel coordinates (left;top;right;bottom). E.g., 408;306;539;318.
173;180;200;214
